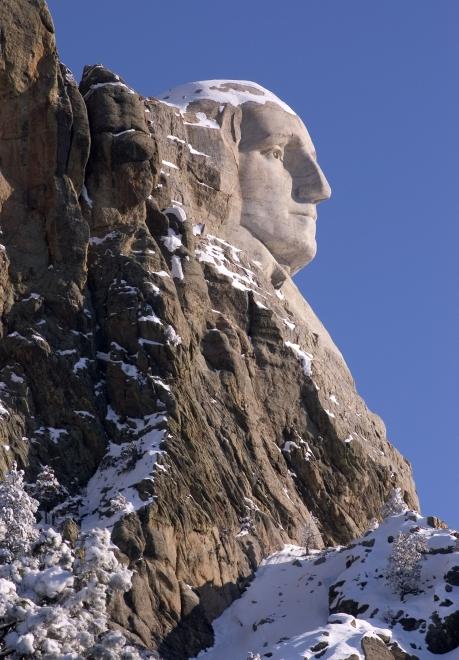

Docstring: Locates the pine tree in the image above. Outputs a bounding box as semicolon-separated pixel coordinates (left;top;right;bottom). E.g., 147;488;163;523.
381;487;407;518
386;530;427;599
108;492;130;515
0;466;147;658
0;525;144;657
30;465;67;516
0;463;38;561
302;515;321;554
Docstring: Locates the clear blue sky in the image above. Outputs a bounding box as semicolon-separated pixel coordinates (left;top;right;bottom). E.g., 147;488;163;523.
47;1;458;526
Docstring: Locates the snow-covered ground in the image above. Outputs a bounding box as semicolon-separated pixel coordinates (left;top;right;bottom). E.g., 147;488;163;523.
195;512;459;659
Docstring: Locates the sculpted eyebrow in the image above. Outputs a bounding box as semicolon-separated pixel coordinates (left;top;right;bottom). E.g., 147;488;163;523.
240;132;291;151
256;133;290;148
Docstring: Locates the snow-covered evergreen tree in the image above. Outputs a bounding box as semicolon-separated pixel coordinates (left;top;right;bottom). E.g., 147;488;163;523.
386;530;427;599
30;465;67;516
367;517;379;532
0;463;39;562
0;526;146;657
108;492;131;515
381;487;408;518
0;465;150;658
301;515;321;554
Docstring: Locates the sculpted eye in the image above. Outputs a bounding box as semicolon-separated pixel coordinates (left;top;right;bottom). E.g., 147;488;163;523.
272;147;283;160
261;145;284;161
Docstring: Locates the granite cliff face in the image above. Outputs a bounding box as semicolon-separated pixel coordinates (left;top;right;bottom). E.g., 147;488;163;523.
0;2;418;658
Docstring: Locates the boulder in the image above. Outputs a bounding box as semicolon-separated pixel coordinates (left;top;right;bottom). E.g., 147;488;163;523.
444;566;459;586
426;611;459;654
427;516;448;529
361;635;393;660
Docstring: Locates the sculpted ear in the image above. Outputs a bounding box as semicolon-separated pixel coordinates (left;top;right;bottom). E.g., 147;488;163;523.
218;104;242;147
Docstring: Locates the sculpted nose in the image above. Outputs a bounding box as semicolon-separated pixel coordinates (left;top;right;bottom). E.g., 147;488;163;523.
312;163;331;202
296;161;331;204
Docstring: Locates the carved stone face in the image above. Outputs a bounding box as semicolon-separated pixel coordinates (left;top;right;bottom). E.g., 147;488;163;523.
238;102;331;274
158;80;331;276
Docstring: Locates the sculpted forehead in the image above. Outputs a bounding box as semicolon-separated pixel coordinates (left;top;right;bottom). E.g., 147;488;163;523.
239;103;316;153
158;79;314;154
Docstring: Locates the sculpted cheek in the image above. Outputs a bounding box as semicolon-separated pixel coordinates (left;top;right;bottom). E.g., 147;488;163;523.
236;102;329;272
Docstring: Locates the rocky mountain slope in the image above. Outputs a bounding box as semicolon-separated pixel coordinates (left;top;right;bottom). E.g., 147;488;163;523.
0;1;423;658
196;506;459;660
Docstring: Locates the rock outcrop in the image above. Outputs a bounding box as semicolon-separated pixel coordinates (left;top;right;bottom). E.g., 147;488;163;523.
0;2;418;658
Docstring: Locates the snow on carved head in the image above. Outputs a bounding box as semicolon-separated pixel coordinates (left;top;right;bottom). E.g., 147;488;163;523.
158;80;331;280
159;79;297;115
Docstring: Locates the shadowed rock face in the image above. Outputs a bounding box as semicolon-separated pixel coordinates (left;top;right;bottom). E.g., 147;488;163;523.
0;0;105;484
0;3;418;658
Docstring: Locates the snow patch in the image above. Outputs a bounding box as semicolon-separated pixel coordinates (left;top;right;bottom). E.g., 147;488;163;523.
89;231;118;245
171;255;184;280
35;427;68;444
158;80;296;116
165;325;182;346
193;223;205;236
282;318;296;330
185;113;220;129
161;159;179;170
83;81;135;100
151;270;171;278
161;228;183;253
80;413;167;529
285;342;313;377
164;205;187;223
138;312;162;325
195;235;260;294
112;128;136;137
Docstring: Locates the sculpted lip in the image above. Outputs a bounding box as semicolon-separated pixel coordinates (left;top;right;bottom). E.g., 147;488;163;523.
290;212;317;220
